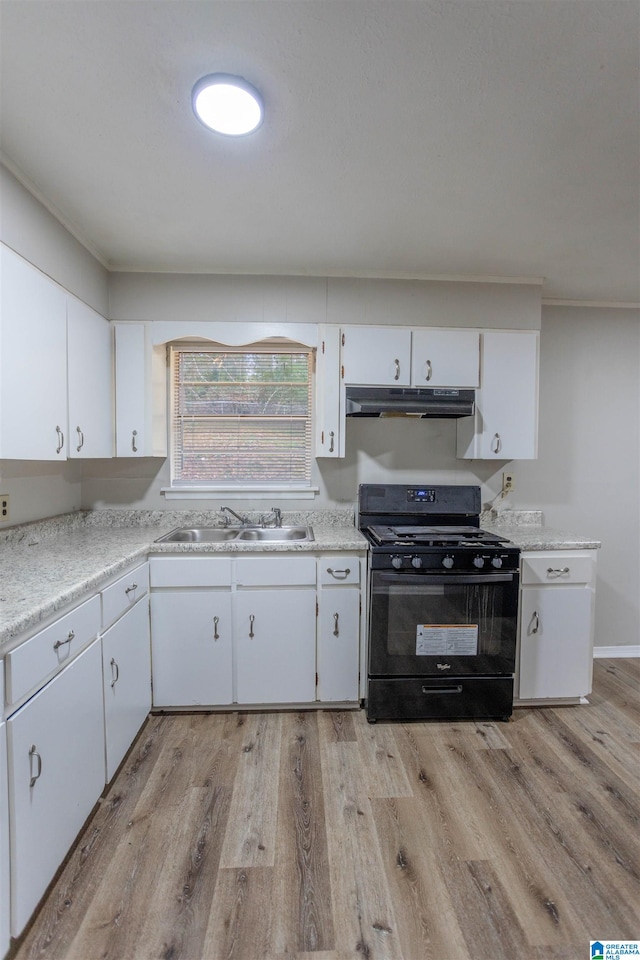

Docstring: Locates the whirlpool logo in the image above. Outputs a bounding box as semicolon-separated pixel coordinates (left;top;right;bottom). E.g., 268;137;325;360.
436;662;451;671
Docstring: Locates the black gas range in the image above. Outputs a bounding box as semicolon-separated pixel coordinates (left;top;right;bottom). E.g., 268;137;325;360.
359;484;520;722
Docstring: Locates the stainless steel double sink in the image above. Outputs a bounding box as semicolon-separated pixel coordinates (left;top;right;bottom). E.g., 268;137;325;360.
155;525;314;544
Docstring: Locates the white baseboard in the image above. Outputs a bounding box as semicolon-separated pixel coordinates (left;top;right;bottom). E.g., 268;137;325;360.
593;645;640;659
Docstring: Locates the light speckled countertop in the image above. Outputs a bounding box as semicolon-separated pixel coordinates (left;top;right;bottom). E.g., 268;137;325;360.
0;507;600;650
0;509;367;648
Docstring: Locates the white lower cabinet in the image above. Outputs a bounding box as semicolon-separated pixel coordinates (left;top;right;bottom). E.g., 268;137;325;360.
102;597;152;781
0;710;9;960
7;639;105;937
517;551;596;702
317;557;361;702
151;590;233;707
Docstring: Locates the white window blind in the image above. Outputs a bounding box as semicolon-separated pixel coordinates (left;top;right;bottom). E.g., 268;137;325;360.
170;345;313;486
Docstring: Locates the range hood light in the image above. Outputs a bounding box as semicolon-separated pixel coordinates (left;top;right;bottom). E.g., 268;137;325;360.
192;73;263;136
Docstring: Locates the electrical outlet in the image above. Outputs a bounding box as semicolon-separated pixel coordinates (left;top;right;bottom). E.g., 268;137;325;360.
0;494;9;522
502;472;515;497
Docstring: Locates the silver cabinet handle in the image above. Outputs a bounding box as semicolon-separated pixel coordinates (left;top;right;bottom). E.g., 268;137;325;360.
333;612;340;637
125;583;138;595
530;610;540;634
53;629;75;651
131;429;138;453
394;358;400;381
329;430;335;453
213;615;219;641
492;433;502;454
425;360;433;382
29;744;42;787
76;426;84;451
547;567;570;578
249;614;255;639
55;425;64;454
110;657;119;687
327;567;351;580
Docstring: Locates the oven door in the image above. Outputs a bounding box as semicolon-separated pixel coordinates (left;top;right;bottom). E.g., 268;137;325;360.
368;570;518;677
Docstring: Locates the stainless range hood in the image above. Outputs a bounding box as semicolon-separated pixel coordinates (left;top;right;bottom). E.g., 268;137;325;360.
345;386;475;418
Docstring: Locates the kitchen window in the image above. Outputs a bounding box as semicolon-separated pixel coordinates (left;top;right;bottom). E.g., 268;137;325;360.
168;343;314;493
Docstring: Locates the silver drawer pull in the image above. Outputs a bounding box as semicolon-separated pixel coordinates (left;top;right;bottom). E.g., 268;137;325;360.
329;430;335;453
530;610;540;634
110;657;119;687
249;614;255;639
492;432;502;454
546;567;570;578
76;425;84;451
125;583;138;594
425;359;433;382
213;615;219;641
131;429;138;453
327;567;351;580
29;744;42;787
53;629;75;651
333;612;340;637
394;358;400;381
55;425;64;454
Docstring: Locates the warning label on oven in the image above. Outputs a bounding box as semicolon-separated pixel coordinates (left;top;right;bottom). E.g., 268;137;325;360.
416;624;479;656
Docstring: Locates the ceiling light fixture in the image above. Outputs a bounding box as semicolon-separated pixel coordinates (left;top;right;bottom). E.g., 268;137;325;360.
192;73;264;137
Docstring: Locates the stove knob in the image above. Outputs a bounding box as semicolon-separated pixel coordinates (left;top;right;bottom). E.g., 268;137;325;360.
391;556;403;570
442;556;454;570
491;556;503;569
411;556;423;569
473;556;485;569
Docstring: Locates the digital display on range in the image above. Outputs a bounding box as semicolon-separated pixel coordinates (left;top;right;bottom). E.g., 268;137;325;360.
407;488;437;502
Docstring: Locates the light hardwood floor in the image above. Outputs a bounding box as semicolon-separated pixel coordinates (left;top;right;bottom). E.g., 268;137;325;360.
10;658;640;960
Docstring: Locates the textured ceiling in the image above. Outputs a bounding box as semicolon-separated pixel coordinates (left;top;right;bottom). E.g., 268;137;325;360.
0;0;638;302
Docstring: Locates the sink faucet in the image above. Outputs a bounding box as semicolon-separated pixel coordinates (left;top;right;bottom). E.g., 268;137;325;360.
220;506;250;527
258;507;282;528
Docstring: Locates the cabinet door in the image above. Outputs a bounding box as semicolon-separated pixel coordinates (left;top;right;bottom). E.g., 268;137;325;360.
315;325;344;458
317;588;360;701
0;244;68;460
411;329;479;387
67;297;114;458
518;585;593;700
235;589;316;703
341;326;412;385
150;590;233;706
0;718;9;960
7;640;105;936
114;323;147;457
102;597;151;782
457;330;539;460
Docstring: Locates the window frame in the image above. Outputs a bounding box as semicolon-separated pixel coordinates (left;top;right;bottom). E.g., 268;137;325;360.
163;340;318;499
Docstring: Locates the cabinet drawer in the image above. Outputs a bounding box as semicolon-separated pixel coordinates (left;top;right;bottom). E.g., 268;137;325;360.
235;556;317;586
101;562;149;630
319;557;361;585
6;595;101;707
150;557;232;588
521;552;594;586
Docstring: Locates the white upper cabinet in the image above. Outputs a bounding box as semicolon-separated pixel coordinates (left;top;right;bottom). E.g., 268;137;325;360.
67;296;114;458
114;322;167;457
0;244;68;459
410;329;480;387
315;325;344;458
341;326;412;385
457;330;539;460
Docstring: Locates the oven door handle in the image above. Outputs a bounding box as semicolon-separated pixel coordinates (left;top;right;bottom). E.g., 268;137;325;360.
374;572;516;585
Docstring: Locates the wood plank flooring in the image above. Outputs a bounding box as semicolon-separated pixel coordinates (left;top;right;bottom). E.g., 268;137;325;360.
10;658;640;960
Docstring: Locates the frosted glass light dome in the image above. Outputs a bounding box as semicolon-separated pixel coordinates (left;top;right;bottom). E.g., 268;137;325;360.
192;74;264;136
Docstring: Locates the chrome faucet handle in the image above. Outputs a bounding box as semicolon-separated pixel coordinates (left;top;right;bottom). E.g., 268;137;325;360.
272;507;282;528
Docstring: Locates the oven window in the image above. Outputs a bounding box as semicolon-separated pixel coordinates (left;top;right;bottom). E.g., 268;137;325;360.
369;574;518;676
